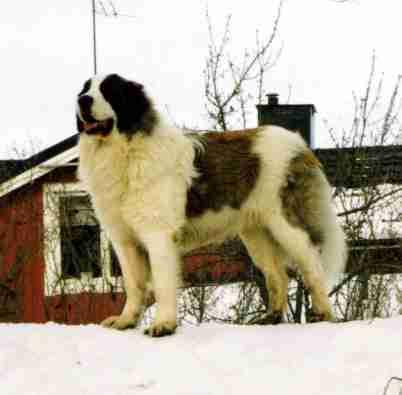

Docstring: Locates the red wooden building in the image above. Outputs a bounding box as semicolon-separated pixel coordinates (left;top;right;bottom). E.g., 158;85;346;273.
0;135;114;323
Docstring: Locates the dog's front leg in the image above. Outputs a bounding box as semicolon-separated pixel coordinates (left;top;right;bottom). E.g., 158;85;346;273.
141;232;180;337
101;241;149;329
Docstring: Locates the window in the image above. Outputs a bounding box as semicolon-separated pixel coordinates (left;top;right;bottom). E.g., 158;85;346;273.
43;183;123;296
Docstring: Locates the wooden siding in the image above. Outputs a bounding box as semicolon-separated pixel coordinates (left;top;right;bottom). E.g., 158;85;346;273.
44;293;124;325
0;182;45;322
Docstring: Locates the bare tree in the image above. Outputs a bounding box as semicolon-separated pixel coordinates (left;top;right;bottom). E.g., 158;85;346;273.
326;53;402;321
203;1;284;131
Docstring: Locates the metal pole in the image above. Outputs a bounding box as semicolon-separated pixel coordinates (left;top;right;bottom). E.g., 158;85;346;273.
92;0;97;74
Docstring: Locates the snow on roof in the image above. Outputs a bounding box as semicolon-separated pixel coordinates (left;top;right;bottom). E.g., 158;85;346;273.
1;317;402;395
0;134;78;198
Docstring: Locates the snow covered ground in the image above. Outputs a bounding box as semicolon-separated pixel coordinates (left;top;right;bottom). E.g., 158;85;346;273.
1;317;402;395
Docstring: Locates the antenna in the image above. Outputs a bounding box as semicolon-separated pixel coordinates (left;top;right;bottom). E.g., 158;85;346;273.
91;0;97;74
90;1;136;75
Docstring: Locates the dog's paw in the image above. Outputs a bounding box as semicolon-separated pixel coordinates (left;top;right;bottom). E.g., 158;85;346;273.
101;314;139;330
144;320;177;337
306;309;335;323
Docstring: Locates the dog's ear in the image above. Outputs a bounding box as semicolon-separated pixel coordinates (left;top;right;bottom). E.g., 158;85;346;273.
100;74;153;135
78;79;91;96
117;80;151;133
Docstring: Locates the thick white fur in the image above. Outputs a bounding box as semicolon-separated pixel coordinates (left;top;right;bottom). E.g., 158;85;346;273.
78;79;346;333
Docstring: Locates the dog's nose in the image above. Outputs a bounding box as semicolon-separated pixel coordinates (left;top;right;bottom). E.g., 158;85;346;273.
78;95;93;113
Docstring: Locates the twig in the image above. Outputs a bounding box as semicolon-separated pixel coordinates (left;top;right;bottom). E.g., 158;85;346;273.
383;376;402;395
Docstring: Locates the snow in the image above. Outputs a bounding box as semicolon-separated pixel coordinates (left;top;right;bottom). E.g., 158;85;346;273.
1;318;402;395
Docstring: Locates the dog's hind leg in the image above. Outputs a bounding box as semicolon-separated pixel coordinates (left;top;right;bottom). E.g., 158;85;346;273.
141;232;180;337
101;240;150;330
241;229;289;323
264;213;334;322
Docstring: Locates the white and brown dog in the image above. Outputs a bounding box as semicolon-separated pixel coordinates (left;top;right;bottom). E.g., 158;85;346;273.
76;74;347;336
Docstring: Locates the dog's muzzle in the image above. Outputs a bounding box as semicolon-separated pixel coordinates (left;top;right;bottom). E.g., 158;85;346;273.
77;116;114;137
76;95;114;137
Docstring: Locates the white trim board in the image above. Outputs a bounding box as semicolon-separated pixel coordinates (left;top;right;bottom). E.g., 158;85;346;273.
0;146;79;198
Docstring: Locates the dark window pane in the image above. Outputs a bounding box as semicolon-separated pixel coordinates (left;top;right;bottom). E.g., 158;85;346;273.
61;225;101;279
59;195;102;279
60;195;97;226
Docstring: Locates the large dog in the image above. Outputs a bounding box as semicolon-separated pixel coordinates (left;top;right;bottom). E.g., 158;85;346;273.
76;74;347;336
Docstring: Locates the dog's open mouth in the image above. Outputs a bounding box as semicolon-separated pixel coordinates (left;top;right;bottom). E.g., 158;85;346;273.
82;118;114;137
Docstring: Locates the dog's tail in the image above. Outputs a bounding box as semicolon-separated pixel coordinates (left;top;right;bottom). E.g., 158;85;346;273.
320;199;347;290
286;149;348;291
314;172;348;291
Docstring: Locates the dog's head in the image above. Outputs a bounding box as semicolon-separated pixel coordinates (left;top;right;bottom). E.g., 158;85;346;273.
76;74;156;138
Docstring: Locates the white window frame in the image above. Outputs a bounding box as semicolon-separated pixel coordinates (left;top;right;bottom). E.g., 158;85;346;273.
43;182;123;296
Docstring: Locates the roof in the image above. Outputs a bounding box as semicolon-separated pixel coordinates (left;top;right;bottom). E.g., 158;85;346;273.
1;131;401;198
0;160;26;184
0;134;79;198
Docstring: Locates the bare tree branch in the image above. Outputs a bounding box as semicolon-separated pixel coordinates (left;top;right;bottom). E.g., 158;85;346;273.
204;1;284;130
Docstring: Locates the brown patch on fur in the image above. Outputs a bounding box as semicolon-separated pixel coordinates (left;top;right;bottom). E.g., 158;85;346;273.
186;129;262;218
280;150;324;245
300;149;323;170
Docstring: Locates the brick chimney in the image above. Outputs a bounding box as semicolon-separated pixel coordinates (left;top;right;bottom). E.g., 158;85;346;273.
256;93;316;147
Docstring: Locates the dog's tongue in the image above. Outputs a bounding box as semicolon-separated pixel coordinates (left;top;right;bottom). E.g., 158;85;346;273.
83;120;108;134
83;121;100;132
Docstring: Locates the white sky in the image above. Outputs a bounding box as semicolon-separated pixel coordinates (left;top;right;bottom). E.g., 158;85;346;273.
0;0;401;157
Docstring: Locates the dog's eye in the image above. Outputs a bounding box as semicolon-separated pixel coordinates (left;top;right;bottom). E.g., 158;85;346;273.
78;79;91;96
